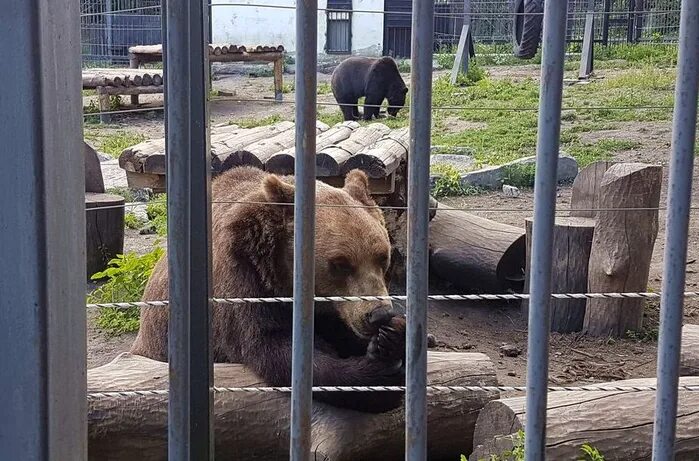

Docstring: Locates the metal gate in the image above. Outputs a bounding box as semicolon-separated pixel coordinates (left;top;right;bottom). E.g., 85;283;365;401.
383;0;413;57
326;0;352;54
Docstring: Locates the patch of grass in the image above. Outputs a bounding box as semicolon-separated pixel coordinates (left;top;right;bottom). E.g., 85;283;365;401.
453;62;488;87
501;162;536;188
235;114;285;128
83;130;147;158
429;65;673;168
280;82;295;94
396;59;411;73
317;82;332;95
124;212;145;230
88;246;164;335
82;89;97;96
430;164;483;197
465;430;606;461
146;194;167;236
106;186;136;203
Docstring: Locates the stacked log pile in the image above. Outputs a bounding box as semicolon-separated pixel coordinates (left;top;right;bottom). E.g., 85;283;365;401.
82;68;163;88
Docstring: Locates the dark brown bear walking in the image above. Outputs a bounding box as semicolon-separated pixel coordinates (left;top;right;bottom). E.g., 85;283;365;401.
331;56;408;121
130;166;406;413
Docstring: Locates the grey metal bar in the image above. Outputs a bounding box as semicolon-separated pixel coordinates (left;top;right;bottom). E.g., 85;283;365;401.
578;0;595;80
523;0;569;459
165;0;214;457
0;0;86;458
651;1;699;459
405;0;434;456
289;0;318;457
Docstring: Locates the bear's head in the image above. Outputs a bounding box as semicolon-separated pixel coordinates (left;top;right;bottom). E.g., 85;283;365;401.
386;84;408;117
261;169;398;339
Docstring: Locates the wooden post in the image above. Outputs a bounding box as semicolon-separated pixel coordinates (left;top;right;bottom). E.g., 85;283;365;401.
569;160;614;218
85;192;125;278
583;163;662;337
681;324;699;376
522;216;596;333
274;57;284;102
578;0;595;80
129;54;140;105
449;24;475;85
97;86;111;124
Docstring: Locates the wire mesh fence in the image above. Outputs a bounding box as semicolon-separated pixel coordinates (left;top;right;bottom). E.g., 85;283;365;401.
79;0;682;66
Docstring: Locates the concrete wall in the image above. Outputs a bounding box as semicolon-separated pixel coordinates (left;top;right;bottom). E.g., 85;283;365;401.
211;0;384;56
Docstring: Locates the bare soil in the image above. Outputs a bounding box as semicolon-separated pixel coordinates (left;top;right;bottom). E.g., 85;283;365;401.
86;67;699;396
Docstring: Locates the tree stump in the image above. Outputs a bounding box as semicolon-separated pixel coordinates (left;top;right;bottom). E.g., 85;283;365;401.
87;352;499;461
569;160;614;218
86;192;125;278
522;216;596;333
428;203;526;294
469;376;699;461
84;141;105;193
583;163;662;337
681;324;699;376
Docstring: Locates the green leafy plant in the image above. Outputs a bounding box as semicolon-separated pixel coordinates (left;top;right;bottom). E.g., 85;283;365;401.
124;212;145;230
88;246;164;334
579;443;606;461
501;163;536;188
431;164;465;197
146;195;167;236
454;62;488;87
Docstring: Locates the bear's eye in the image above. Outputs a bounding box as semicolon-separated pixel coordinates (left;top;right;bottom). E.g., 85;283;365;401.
329;257;355;277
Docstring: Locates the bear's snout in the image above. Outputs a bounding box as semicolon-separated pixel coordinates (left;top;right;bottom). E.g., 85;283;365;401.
367;305;396;328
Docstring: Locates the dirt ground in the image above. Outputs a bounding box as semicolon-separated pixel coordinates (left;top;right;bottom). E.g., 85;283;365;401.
86;64;699;396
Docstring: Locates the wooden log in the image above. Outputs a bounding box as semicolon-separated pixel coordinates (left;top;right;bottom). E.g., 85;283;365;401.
240;121;329;169
83;72;126;88
213;121;296;172
522;217;596;333
681;324;699;376
583;163;662;337
570;160;614;218
97;87;111;124
265;121;360;174
128;44;163;55
84;141;105;193
152;74;163;86
86;193;125;279
342;128;410;178
119;138;167;174
469;376;699;461
88;351;498;461
214;52;283;63
141;73;153;86
316;123;392;176
429;203;526;294
98;86;164;97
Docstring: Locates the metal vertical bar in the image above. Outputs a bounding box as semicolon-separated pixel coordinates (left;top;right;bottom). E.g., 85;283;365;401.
405;0;433;456
602;0;611;46
0;0;86;458
289;0;317;457
105;0;113;62
165;0;213;456
523;0;568;459
651;1;699;459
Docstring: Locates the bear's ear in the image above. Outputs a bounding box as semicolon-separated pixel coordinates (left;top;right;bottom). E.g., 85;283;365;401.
343;169;375;206
262;174;295;205
401;86;408;95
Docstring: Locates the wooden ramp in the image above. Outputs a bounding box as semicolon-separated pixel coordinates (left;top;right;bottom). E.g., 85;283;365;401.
118;120;409;195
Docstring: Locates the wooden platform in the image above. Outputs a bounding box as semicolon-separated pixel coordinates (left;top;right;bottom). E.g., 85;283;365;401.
118;120;409;195
128;43;285;104
82;68;164;123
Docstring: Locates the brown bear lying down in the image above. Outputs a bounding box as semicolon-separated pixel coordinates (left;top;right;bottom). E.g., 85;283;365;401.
130;166;406;413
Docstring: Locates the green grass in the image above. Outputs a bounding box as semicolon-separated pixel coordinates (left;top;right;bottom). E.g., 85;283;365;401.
145;195;167;236
83;130;147;158
317;82;332;95
124;212;145;230
234;114;284;128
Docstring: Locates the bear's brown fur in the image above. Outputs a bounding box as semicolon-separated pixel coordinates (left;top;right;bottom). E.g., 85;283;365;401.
130;166;406;412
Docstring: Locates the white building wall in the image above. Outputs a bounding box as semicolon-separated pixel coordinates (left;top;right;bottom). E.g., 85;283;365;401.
211;0;385;56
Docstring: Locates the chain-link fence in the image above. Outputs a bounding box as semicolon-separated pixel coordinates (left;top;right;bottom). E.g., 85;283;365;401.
81;0;161;66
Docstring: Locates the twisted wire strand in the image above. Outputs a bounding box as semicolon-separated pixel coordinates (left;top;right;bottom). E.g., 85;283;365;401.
86;383;699;400
86;291;699;310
